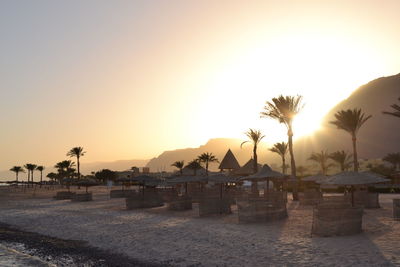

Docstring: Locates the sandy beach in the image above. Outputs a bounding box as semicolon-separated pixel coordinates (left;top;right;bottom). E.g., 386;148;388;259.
0;186;399;266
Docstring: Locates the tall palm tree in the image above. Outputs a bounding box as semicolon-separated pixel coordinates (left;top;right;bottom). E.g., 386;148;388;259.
36;166;45;187
329;150;352;171
67;147;86;179
186;160;202;176
269;142;288;174
383;153;400;171
308;151;332;175
241;129;265;194
24;163;37;187
198;153;219;176
330;108;372;172
171;161;185;175
261;95;304;200
55;160;76;177
383;97;400;118
241;129;265;174
10;166;24;183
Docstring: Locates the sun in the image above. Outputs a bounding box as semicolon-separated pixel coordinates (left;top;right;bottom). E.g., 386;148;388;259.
194;32;385;144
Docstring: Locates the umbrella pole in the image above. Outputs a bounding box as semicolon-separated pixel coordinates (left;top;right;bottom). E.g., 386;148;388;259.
220;184;223;200
351;185;355;207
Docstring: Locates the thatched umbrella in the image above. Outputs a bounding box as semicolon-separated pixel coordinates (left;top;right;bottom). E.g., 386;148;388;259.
208;173;239;199
131;175;162;197
240;164;285;192
75;178;99;193
62;178;75;192
167;175;207;195
317;171;390;206
302;174;329;183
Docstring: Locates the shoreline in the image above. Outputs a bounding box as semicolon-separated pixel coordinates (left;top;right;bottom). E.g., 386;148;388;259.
0;222;165;267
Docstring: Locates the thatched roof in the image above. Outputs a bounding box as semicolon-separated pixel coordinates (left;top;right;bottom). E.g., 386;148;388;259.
240;164;285;181
166;175;207;185
208;173;239;184
302;174;329;183
132;175;161;186
218;149;240;170
233;158;261;176
318;171;390;185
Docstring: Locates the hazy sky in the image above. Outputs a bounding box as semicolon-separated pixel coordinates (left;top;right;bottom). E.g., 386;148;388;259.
1;0;400;171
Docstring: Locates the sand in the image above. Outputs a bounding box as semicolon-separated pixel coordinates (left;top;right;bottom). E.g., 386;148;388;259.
0;186;399;266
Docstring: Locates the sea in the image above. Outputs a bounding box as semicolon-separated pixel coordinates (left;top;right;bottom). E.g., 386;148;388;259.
0;243;55;267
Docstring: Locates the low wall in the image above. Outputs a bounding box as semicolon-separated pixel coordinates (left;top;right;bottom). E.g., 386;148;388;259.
236;197;287;223
311;204;363;236
157;188;179;202
264;191;288;206
125;192;164;209
353;191;380;209
167;196;192;211
198;196;231;216
393;199;400;221
299;190;322;206
71;193;93;202
110;189;136;198
54;191;76;200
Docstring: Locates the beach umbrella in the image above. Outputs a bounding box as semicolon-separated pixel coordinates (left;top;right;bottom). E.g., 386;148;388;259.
167;175;207;195
75;178;99;193
318;171;390;206
240;164;285;191
302;174;329;183
208;173;239;199
131;175;162;197
62;178;76;192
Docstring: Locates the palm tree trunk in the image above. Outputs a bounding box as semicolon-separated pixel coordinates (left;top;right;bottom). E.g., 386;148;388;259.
288;127;298;201
206;162;209;176
282;156;286;174
251;145;258;195
31;170;34;187
40;171;43;188
77;155;81;179
16;172;19;183
352;135;358;172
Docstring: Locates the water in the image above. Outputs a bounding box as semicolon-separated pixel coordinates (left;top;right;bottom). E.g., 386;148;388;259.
0;243;54;267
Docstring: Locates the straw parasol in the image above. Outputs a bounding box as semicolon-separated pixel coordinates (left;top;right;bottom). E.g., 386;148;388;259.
167;175;207;195
317;171;390;206
302;174;329;183
219;149;240;171
75;178;99;193
208;173;239;199
233;158;262;176
240;164;285;191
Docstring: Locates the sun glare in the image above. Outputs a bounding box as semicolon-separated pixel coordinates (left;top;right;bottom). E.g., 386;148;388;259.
198;32;385;143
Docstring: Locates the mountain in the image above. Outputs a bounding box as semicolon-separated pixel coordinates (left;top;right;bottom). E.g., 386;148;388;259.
294;73;400;163
145;138;281;172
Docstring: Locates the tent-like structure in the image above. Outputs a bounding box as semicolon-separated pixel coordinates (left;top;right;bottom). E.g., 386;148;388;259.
302;174;329;183
240;164;286;191
219;149;240;171
233;158;262;176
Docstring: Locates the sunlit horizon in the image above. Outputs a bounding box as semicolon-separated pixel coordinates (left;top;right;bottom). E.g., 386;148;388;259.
1;0;400;170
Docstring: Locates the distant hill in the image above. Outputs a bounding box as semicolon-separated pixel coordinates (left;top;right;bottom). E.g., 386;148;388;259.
145;138;281;172
294;73;400;163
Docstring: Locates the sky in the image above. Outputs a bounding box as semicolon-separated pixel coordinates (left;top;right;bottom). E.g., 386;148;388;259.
1;0;400;173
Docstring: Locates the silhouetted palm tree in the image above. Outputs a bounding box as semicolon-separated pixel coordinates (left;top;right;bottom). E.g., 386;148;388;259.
24;163;37;187
383;97;400;118
241;129;265;174
46;172;58;183
186;160;202;176
198;153;219;176
383;152;400;171
55;160;76;177
296;165;308;177
36;166;45;187
308;151;332;175
329;150;352;171
261;95;304;200
10;166;24;184
171;161;185;175
330;108;372;172
67;147;86;179
269;142;288;174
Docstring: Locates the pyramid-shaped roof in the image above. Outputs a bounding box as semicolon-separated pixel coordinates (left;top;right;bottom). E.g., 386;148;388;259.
218;149;240;170
240;164;285;181
233;158;262;176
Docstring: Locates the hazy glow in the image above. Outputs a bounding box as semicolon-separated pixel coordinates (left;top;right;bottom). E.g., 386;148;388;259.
1;0;400;173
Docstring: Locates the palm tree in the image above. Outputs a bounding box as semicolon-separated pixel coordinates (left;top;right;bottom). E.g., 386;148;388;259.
261;95;304;200
55;160;76;177
24;163;37;187
171;161;185;175
269;142;288;174
186;160;202;176
330;108;372;172
329;150;352;171
296;165;308;177
383;153;400;171
383;97;400;118
36;166;45;187
308;151;332;175
67;147;86;179
10;166;24;184
198;153;219;175
241;129;265;174
46;172;58;183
